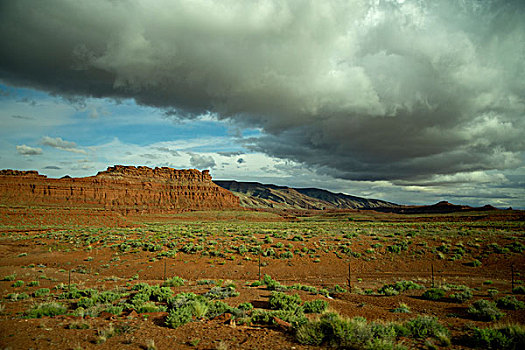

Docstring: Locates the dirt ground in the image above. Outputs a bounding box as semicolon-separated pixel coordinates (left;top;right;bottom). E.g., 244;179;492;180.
0;206;524;349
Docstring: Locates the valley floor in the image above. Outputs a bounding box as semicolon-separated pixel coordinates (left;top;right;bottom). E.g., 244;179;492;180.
0;207;524;349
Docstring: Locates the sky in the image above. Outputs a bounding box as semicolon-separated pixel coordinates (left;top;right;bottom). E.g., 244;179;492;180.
0;0;524;208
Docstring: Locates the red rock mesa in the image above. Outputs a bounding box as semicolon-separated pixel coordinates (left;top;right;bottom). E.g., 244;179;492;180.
0;165;240;213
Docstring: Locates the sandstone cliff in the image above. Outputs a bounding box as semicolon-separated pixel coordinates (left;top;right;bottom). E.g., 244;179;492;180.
0;166;240;213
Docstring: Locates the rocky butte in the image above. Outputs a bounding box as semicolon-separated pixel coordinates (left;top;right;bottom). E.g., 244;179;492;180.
0;165;240;213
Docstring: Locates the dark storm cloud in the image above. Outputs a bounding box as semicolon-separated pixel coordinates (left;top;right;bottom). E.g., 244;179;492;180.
44;165;61;170
1;0;524;181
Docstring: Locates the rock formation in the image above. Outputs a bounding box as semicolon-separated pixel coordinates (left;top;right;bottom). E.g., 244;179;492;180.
0;166;240;213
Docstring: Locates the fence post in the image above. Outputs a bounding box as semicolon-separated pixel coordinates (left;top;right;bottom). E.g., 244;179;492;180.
347;261;352;293
431;264;434;288
258;251;262;281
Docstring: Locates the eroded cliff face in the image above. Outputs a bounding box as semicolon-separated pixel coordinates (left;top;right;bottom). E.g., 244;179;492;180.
0;166;240;213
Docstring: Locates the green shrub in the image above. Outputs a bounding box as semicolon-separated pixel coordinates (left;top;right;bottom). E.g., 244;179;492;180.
468;323;525;349
58;287;83;299
250;280;263;287
279;251;294;259
378;281;423;296
366;338;408;350
2;273;16;281
468;299;505;321
318;288;330;298
77;296;96;308
488;289;499;297
421;288;445;301
251;308;307;328
294;312;448;348
325;315;374;348
331;285;347;294
506;242;525;253
151;286;174;302
496;295;525;310
189;300;209;319
380;287;399;296
167;292;199;309
391;303;411;313
404;316;449;339
238;302;253;311
163;276;185;287
291;284;317;294
28;281;39;287
303;299;329;314
204;286;239;300
67;321;91;329
104;305;124;315
8;293;30;301
295;321;324;345
165;306;193;328
7;293;19;301
450;289;473;303
33;288;50;297
97;291;121;303
262;274;284;291
206;300;232;318
135;301;163;313
17;292;30;300
12;280;24;288
26;302;67;318
370;322;398;341
263;248;276;257
465;259;482;267
197;279;216;285
269;292;302;311
512;286;525;294
132;291;152;305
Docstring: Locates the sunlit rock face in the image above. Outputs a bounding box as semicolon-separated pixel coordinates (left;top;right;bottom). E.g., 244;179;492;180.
0;166;240;213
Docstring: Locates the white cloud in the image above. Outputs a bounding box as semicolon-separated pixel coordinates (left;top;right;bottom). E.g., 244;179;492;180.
16;144;42;155
189;153;216;169
41;136;87;154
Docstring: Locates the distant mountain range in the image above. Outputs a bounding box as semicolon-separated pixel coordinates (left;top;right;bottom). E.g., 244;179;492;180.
214;180;399;210
214;180;504;214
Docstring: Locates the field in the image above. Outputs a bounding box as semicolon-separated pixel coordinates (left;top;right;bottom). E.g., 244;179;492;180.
1;207;524;349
